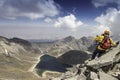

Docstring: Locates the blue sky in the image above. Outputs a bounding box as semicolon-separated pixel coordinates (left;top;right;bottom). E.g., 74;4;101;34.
0;0;120;39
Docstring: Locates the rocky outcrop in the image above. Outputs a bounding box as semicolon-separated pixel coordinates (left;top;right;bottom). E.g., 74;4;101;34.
51;46;120;80
86;46;120;69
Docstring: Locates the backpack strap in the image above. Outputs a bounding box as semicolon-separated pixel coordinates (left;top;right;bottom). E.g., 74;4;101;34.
102;36;109;44
100;36;111;49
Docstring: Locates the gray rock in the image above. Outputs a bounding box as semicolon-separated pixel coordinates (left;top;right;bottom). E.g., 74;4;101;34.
90;71;99;80
66;75;80;80
113;52;120;62
99;71;118;80
86;46;120;69
79;73;86;80
60;74;85;80
66;65;78;75
108;63;120;79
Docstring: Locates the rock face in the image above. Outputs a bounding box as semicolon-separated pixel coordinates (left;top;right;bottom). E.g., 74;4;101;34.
0;36;42;80
51;45;120;80
99;71;118;80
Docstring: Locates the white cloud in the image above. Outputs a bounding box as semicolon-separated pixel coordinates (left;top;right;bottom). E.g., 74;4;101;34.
93;25;110;35
51;9;120;39
54;14;83;31
95;8;120;40
92;0;120;8
0;0;60;20
52;14;107;37
52;14;110;37
44;18;53;23
95;8;118;26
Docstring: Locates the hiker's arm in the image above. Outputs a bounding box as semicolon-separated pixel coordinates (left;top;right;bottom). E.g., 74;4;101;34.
94;35;100;41
94;35;103;42
110;39;116;46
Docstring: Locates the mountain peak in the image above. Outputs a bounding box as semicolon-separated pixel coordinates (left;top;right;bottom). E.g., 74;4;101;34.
9;37;31;47
63;36;75;42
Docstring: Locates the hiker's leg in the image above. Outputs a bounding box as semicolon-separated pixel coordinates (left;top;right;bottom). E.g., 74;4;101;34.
91;49;98;59
98;50;105;58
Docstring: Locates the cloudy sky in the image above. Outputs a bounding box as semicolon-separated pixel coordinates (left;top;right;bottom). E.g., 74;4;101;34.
0;0;120;40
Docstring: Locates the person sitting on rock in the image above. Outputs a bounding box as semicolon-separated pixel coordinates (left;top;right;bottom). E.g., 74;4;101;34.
91;30;119;60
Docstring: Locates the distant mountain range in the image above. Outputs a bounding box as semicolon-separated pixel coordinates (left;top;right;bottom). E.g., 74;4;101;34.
29;39;55;43
36;36;94;57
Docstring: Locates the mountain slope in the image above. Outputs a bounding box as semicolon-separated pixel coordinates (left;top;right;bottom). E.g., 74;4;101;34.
0;36;44;80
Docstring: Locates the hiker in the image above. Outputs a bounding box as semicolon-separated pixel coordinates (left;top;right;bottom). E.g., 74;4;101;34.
91;30;119;60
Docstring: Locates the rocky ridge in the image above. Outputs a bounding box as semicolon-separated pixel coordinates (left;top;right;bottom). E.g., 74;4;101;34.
51;45;120;80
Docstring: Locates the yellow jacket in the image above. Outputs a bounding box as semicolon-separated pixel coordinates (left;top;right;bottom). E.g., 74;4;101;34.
94;34;116;50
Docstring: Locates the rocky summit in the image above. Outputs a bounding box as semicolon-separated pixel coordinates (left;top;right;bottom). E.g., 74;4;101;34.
52;45;120;80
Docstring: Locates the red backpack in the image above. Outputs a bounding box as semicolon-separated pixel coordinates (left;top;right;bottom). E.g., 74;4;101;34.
100;36;111;49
